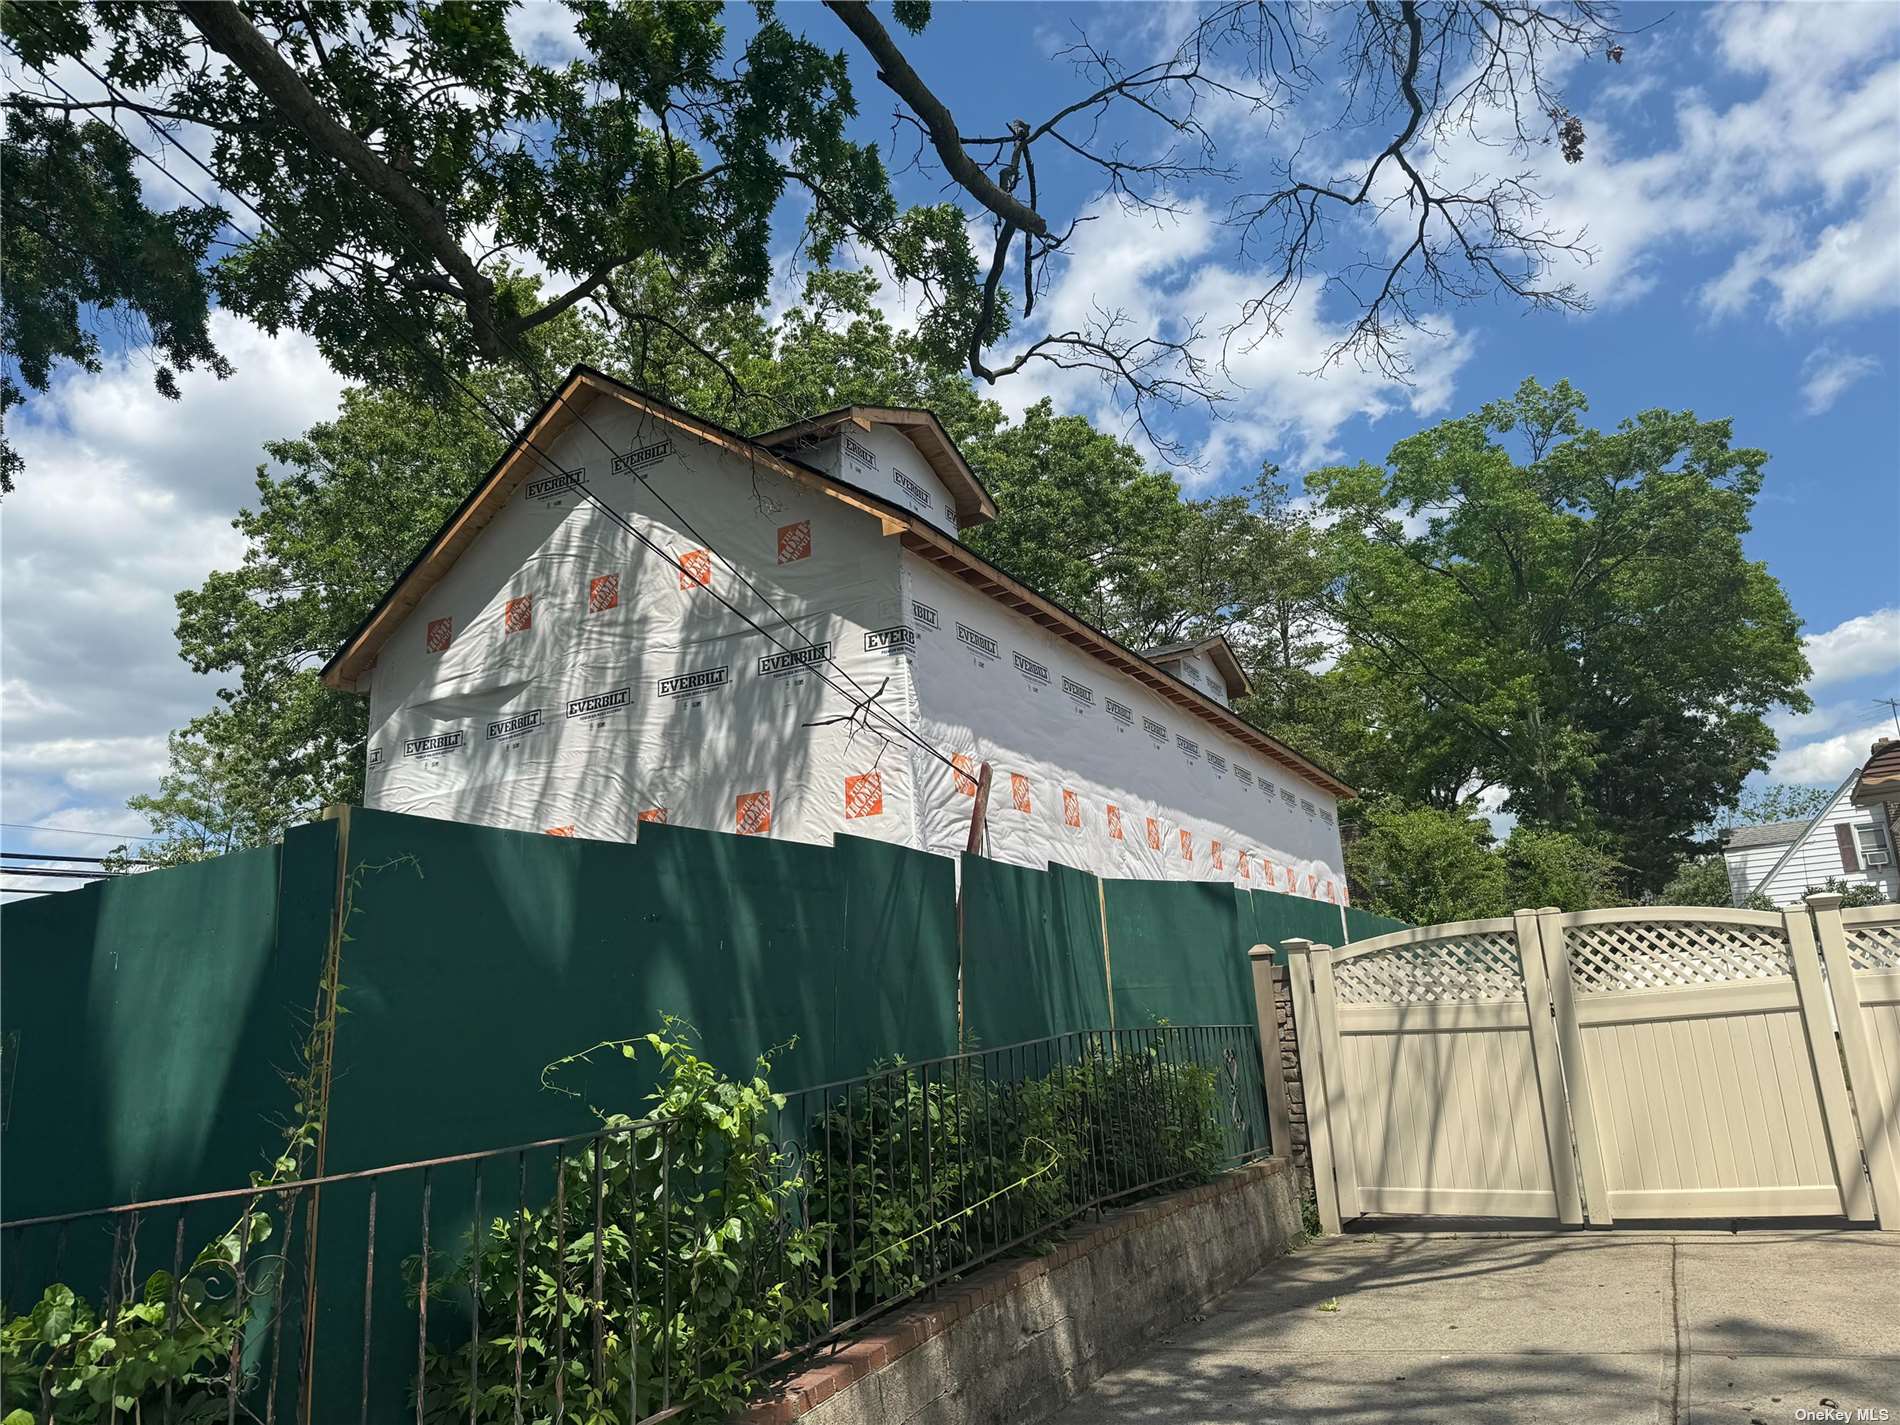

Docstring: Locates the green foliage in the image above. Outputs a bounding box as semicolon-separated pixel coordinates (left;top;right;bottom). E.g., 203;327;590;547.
805;1045;1222;1314
0;108;231;492
1655;855;1737;908
1499;827;1621;913
418;1024;825;1423
1344;798;1508;925
1802;877;1893;909
1;1217;271;1424
2;0;913;450
1713;782;1834;832
1312;378;1811;894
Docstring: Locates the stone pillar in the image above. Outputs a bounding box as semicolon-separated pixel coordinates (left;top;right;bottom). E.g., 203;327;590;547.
1270;963;1312;1185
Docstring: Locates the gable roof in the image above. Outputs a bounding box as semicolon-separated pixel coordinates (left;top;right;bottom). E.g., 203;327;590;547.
1722;818;1807;851
1752;769;1860;894
1141;635;1252;701
319;365;1354;800
753;406;997;529
1852;738;1900;805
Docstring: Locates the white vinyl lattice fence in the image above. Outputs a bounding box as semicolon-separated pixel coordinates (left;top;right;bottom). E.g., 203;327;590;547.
1275;896;1900;1233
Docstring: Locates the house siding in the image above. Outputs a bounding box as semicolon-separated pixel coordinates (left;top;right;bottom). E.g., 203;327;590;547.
1755;779;1899;905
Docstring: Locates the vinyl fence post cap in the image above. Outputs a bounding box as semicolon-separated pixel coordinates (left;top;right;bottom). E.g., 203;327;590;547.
1804;892;1845;911
1282;938;1315;956
1247;943;1275;961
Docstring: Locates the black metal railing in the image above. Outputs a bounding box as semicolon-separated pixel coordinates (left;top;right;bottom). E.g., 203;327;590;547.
0;1025;1270;1423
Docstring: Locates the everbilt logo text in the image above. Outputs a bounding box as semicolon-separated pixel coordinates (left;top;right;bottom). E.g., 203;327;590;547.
1176;735;1201;759
758;644;831;677
1012;651;1049;683
658;667;729;698
1062;677;1095;705
865;626;916;653
893;470;933;508
403;731;465;758
525;469;587;501
912;601;940;630
842;433;878;469
1106;697;1133;725
1143;717;1167;741
957;623;999;659
486;709;543;740
567;687;631;718
611;439;672;475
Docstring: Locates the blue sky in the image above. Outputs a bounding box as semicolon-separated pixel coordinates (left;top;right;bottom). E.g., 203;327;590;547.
3;1;1897;879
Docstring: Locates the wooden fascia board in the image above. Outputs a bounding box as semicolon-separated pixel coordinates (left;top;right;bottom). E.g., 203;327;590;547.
896;527;1354;800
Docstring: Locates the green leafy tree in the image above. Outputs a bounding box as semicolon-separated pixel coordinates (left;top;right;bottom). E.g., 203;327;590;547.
1714;782;1834;831
1499;826;1621;912
1654;855;1737;908
4;0;1621;484
1311;378;1810;894
1343;798;1508;925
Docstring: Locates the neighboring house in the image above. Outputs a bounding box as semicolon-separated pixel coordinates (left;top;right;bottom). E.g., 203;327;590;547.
320;366;1355;897
1722;759;1899;907
1721;819;1807;905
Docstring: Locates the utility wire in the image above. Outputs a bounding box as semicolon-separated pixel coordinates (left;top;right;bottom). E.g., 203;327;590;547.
0;822;160;842
6;21;965;782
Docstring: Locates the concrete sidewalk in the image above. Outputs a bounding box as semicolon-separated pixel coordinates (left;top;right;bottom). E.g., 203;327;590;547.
1049;1228;1899;1424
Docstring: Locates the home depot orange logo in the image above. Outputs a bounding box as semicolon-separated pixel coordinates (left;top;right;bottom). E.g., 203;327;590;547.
1325;879;1337;902
425;617;452;654
952;753;978;795
1147;816;1161;851
678;548;712;589
637;807;667;824
1107;804;1123;840
1305;873;1317;896
545;824;575;837
1211;840;1224;870
589;573;619;612
844;772;883;819
1062;789;1081;828
1239;855;1251;881
736;790;771;835
503;595;532;634
777;521;812;564
1010;773;1031;814
1179;829;1192;862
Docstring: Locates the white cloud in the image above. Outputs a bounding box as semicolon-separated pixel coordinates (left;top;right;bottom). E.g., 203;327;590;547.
1799;345;1882;415
2;315;345;838
1772;719;1891;785
970;197;1474;483
1803;607;1900;688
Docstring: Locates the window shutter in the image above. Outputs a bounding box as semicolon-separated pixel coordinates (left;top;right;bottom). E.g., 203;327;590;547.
1836;823;1860;873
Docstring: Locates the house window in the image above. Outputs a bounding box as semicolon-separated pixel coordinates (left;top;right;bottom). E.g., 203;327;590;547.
1856;824;1892;869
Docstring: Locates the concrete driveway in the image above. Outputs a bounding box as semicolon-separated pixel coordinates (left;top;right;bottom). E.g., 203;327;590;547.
1050;1228;1899;1424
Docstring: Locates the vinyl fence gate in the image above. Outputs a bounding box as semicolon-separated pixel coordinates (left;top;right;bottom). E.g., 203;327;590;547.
1285;896;1900;1230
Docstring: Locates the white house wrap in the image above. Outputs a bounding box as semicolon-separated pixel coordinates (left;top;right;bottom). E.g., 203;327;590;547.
323;367;1354;898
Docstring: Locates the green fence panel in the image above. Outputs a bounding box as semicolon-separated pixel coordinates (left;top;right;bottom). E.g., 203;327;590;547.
959;854;1110;1047
0;822;336;1222
1343;905;1411;942
311;809;960;1415
1244;889;1350;965
1100;879;1253;1029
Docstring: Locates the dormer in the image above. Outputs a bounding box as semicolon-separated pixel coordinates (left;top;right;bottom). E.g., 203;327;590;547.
1142;634;1251;710
756;407;995;538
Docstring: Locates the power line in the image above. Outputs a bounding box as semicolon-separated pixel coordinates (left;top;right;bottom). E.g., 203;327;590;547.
0;851;146;865
0;822;159;842
7;21;964;784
